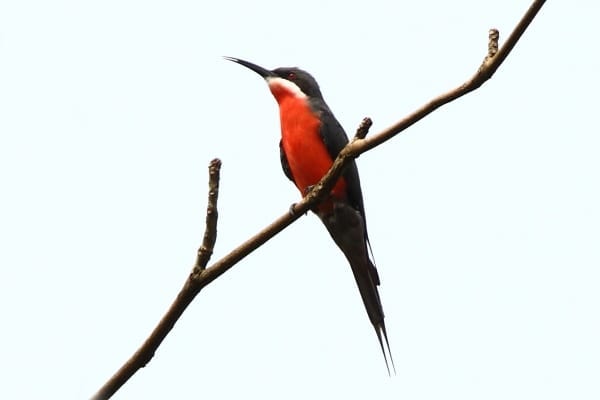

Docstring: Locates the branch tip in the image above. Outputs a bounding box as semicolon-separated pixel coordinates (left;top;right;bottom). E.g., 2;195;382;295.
354;117;373;140
488;28;500;59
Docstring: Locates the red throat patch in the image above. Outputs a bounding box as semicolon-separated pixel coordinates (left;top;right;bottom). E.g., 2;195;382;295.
269;80;346;202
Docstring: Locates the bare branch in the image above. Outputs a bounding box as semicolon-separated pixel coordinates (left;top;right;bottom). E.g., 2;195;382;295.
92;1;546;398
92;160;221;400
194;158;222;272
92;281;200;400
352;0;546;155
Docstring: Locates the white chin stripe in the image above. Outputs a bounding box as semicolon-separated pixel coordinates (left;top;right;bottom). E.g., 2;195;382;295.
267;77;306;98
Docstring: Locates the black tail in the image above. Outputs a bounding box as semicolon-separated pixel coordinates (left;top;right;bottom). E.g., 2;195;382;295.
319;201;394;374
349;254;395;375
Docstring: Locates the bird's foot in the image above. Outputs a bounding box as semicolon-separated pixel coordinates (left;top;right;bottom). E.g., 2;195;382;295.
303;184;316;196
289;202;309;217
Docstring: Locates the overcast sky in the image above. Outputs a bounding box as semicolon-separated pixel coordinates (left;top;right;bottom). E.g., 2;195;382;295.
1;1;599;399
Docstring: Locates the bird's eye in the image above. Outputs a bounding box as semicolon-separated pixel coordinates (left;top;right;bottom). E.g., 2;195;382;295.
287;72;296;80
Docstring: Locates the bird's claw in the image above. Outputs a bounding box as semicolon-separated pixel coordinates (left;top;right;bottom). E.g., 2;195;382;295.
289;202;308;216
303;185;316;196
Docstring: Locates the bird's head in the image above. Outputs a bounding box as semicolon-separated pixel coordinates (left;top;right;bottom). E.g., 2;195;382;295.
224;57;324;103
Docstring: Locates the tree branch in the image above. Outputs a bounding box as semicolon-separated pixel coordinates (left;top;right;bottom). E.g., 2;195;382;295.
194;158;221;272
92;1;546;398
92;160;223;400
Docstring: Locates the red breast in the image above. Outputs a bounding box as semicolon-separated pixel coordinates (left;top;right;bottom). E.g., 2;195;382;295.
270;82;347;200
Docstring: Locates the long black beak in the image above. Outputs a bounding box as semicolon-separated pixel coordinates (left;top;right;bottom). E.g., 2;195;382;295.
224;56;275;79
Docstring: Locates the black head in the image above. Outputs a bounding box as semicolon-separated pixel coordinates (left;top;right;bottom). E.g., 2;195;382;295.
224;57;324;100
271;67;323;99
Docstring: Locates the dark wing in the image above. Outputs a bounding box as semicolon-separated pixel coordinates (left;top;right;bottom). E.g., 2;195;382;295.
310;99;367;225
279;139;295;182
311;99;380;284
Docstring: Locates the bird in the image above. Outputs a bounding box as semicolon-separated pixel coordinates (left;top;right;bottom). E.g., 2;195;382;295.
224;57;394;373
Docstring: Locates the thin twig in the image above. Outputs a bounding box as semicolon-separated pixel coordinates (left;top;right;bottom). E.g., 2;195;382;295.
194;158;222;272
92;2;546;398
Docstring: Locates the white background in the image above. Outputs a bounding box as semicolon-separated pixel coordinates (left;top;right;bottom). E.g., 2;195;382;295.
1;1;598;399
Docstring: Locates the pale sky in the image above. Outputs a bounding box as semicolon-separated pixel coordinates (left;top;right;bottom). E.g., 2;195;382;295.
1;1;599;399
